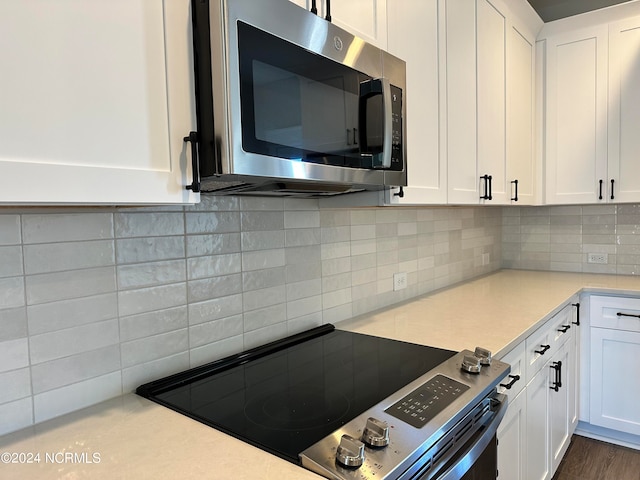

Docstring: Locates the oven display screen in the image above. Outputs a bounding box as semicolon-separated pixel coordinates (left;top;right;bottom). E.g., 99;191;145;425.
385;375;470;428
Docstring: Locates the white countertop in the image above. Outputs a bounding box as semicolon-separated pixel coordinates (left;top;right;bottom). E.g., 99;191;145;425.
2;269;640;479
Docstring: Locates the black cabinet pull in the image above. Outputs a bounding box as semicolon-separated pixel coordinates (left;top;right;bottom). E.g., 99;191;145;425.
480;175;493;200
598;179;603;200
611;179;615;200
535;344;551;355
394;186;404;198
572;302;580;326
500;374;520;390
184;131;200;193
550;361;562;392
511;179;519;202
557;325;571;333
617;312;640;319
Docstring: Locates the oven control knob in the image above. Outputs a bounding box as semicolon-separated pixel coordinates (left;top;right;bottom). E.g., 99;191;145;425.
336;434;365;468
461;354;482;374
362;417;390;448
474;347;492;365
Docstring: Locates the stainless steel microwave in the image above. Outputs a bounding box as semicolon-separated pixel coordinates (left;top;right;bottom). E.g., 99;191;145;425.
186;0;407;196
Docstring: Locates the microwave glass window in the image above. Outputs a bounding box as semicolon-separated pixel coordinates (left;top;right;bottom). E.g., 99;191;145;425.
238;21;384;169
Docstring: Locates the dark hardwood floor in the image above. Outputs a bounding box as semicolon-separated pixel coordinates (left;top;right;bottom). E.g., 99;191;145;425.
552;435;640;480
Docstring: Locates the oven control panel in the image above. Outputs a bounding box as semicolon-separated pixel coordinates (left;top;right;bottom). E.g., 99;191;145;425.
384;375;470;428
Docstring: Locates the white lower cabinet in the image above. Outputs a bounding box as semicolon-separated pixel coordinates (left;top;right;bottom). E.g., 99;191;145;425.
589;295;640;436
498;298;579;480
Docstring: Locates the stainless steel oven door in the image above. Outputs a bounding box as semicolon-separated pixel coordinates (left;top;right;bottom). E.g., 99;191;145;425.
421;393;507;480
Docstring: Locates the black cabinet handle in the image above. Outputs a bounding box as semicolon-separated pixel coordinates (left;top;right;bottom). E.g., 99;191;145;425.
550;361;562;392
599;179;603;200
480;175;493;200
557;325;571;333
394;186;404;198
572;302;580;326
511;179;519;202
617;312;640;319
535;344;551;355
500;374;521;390
184;131;200;193
611;179;615;200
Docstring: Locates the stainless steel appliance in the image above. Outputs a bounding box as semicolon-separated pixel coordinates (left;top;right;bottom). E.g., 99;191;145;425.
186;0;407;196
137;324;510;480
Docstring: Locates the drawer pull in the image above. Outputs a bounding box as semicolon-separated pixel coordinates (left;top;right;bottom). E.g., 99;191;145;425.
616;312;640;319
535;344;551;355
557;325;571;333
500;375;520;390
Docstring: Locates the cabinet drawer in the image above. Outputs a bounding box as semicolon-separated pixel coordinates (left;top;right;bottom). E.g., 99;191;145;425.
525;319;556;383
498;341;526;399
550;303;575;348
591;295;640;332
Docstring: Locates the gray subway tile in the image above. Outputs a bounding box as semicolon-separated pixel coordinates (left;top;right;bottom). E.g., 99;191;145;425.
186;233;241;257
118;283;187;317
285;228;321;247
243;322;288;350
25;266;116;305
242;267;285;292
122;352;190;393
188;274;242;303
121;329;188;368
188;293;243;326
119;306;188;342
242;248;285;271
241;211;284;231
29;319;119;365
0;277;25;309
0;215;21;245
189;336;244;368
116;236;185;264
33;372;122;423
28;293;117;335
189;315;243;348
0;368;31;404
185;211;240;234
187;253;242;280
0;307;27;342
286;295;322;320
22;213;113;244
31;345;121;394
186;195;239;212
0;246;23;278
242;285;286;312
115;212;184;238
0;398;33;436
23;240;114;275
284;210;320;229
0;338;29;373
241;230;284;251
239;197;284;211
117;259;186;290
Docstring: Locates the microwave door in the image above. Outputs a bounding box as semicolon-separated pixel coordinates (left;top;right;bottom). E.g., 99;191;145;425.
358;78;393;169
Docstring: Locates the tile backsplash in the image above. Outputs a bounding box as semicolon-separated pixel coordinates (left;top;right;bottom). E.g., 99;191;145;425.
0;198;501;435
503;204;640;274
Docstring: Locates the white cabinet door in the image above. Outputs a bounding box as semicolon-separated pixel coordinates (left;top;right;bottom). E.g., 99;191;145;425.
507;20;536;205
0;0;198;205
590;327;640;435
526;366;551;480
544;26;608;204
444;0;479;204
321;0;387;48
497;389;526;480
477;0;508;204
385;0;444;205
549;341;572;474
608;16;640;203
288;0;309;7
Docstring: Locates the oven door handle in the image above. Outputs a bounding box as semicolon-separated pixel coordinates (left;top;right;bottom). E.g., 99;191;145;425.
435;393;508;480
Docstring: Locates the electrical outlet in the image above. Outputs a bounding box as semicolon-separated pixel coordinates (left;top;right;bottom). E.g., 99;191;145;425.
393;272;407;291
587;253;608;264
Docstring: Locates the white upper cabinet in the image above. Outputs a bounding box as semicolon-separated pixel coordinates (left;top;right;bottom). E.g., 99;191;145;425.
0;0;199;205
544;26;609;204
543;4;640;205
608;16;640;203
445;0;539;205
385;0;444;205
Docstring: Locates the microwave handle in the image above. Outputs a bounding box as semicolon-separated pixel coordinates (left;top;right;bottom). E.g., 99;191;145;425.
358;78;393;169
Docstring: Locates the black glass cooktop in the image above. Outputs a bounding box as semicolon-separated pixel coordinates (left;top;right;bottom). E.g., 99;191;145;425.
137;324;456;464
